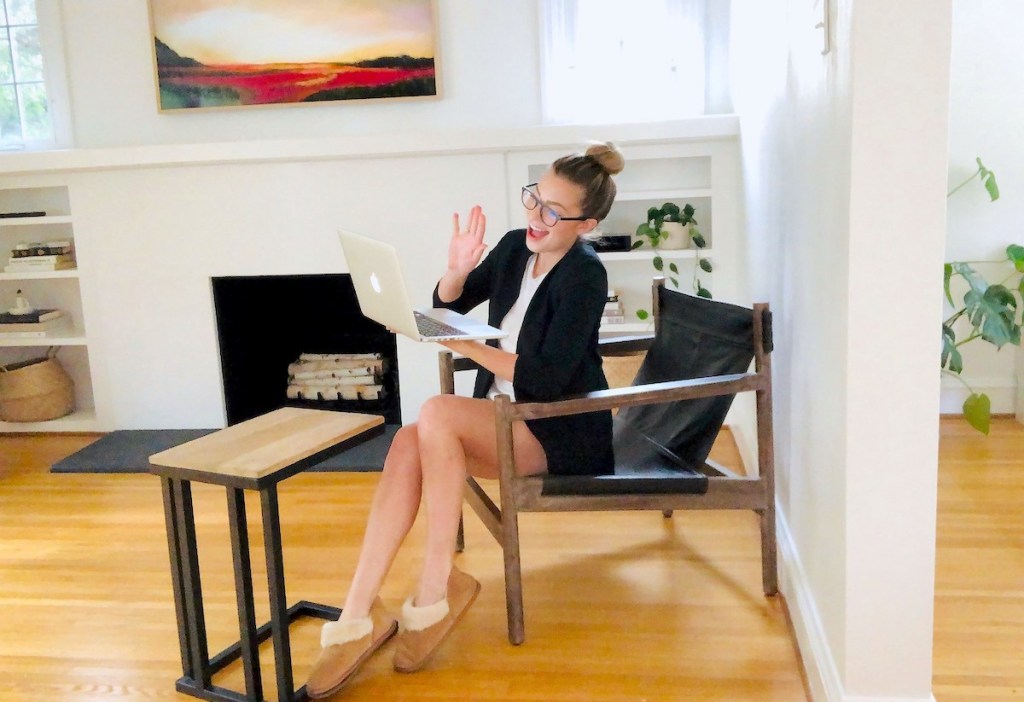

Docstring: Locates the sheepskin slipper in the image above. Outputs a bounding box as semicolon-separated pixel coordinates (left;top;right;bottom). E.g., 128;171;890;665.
305;597;398;699
393;566;481;673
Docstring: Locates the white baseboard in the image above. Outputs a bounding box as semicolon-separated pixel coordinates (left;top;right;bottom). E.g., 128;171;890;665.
939;377;1017;414
777;509;936;702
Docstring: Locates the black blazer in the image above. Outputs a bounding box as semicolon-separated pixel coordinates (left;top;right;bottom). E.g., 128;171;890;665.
433;229;614;475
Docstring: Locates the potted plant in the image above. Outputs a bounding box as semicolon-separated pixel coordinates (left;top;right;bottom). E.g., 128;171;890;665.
942;158;1024;434
632;203;713;319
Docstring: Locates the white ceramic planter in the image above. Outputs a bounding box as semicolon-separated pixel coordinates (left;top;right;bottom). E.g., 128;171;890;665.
658;221;691;250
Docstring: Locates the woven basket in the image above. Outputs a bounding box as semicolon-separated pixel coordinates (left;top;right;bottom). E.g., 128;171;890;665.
0;348;75;422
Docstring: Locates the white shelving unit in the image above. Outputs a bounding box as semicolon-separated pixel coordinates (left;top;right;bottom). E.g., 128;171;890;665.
0;186;100;433
506;140;739;333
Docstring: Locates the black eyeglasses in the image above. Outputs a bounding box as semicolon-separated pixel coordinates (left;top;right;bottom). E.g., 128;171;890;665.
521;183;590;227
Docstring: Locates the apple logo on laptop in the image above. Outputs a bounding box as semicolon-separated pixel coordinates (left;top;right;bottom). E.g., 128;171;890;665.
369;272;382;294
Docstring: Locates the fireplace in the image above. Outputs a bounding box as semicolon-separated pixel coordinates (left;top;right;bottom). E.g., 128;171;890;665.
211;274;400;427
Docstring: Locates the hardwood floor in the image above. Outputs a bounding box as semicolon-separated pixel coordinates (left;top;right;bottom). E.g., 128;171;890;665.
932;417;1024;701
0;417;1019;701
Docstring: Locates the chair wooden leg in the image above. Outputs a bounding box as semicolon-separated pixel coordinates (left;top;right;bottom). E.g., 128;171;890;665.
456;513;465;553
502;516;525;645
759;502;779;596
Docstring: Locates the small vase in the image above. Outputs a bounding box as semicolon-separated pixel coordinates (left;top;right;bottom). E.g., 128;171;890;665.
658;221;691;250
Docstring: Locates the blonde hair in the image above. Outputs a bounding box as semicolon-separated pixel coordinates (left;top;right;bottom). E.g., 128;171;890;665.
551;141;624;221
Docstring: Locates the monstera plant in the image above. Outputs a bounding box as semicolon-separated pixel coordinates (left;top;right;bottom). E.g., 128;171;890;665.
941;158;1024;434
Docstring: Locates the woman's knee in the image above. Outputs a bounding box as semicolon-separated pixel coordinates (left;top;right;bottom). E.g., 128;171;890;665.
417;394;462;433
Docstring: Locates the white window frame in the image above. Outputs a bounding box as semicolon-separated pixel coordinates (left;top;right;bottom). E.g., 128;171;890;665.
1;0;72;151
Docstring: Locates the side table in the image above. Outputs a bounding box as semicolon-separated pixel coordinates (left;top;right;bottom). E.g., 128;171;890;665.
149;407;385;702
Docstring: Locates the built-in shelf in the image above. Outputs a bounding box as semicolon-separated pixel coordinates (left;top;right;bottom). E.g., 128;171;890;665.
0;269;79;281
0;407;99;433
0;332;87;347
616;188;713;202
598;248;712;262
600;322;653;334
0;185;97;432
0;214;73;226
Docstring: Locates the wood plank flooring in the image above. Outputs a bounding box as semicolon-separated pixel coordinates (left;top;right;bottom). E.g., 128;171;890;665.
0;416;1020;700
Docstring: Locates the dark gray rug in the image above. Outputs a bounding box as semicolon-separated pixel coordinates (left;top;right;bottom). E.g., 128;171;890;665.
50;425;397;474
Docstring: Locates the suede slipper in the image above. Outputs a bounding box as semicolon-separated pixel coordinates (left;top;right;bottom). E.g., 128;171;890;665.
393;566;481;673
305;597;398;699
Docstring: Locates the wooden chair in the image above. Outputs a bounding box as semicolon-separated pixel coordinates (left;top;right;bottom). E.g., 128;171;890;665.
440;278;777;644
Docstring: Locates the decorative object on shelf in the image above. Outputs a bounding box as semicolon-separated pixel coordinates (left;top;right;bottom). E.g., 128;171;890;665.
590;232;633;253
7;289;35;315
148;0;440;111
0;347;76;422
942;158;1023;434
632;202;714;319
601;289;626;325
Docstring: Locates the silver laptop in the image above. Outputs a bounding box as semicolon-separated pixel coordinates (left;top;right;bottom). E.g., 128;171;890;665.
338;229;507;342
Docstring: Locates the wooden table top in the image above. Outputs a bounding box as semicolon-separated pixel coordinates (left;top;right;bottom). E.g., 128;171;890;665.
148;407;384;485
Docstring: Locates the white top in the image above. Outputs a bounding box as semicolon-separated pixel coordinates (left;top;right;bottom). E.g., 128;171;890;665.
488;254;548;400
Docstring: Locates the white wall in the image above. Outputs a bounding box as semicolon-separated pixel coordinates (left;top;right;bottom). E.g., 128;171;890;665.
58;0;540;148
942;0;1024;414
731;0;948;699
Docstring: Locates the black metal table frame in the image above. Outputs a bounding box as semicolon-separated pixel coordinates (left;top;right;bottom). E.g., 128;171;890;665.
154;425;384;702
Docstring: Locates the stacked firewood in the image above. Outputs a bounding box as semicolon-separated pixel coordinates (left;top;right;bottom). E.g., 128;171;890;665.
286;353;385;401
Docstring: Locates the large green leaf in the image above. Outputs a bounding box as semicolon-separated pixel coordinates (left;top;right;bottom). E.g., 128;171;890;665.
653;256;664;271
963;393;991;434
636;309;650;321
1007;244;1024;273
964;284;1020;348
941;324;962;373
700;259;713;273
662;202;680;221
976;158;999;201
696;282;712;299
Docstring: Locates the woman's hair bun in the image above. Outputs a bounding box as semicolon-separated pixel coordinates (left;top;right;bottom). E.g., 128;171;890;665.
585;141;625;176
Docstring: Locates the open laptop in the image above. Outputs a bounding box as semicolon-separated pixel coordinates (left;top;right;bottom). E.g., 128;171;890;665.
338;229;507;342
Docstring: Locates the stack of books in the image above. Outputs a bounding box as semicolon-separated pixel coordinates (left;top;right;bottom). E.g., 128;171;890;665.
602;289;626;325
5;241;76;273
0;309;66;338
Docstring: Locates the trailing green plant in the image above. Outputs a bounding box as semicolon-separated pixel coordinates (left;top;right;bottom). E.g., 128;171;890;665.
941;158;1023;434
632;202;713;320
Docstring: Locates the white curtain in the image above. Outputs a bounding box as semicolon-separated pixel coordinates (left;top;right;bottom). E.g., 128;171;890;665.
540;0;708;125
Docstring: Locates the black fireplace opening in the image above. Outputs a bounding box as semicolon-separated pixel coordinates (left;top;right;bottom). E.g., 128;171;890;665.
212;274;401;426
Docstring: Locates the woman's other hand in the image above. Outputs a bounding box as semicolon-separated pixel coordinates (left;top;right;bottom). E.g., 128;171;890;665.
447;206;488;279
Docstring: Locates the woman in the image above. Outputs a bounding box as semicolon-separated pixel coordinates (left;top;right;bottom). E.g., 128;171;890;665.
306;142;624;698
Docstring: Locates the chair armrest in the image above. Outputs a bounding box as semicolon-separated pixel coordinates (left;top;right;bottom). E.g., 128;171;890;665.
506;372;763;421
599;334;655;356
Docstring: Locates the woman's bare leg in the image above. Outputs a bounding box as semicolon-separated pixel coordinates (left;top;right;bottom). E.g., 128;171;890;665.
412;394;546;606
338;424;424;621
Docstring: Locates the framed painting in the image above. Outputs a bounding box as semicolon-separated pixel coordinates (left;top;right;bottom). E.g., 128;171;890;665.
147;0;440;111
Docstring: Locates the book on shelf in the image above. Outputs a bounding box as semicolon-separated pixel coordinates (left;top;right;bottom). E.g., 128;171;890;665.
604;300;624;314
0;309;62;325
606;289;619;303
601;314;627;325
0;318;68;337
0;211;46;219
10;240;72;257
7;254;74;265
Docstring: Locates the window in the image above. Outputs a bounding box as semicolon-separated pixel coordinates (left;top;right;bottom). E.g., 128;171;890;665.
0;0;68;150
540;0;719;125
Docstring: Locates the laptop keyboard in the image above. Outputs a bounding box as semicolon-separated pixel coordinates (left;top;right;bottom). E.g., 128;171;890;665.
414;311;467;338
